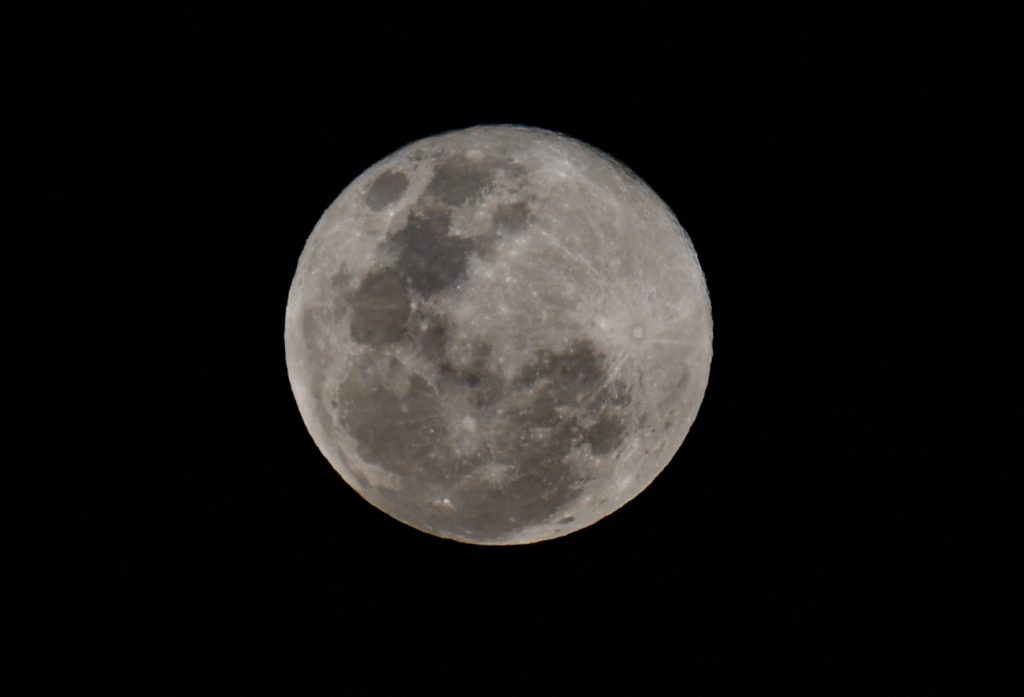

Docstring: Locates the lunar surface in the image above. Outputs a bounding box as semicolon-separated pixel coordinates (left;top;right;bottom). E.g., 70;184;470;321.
284;125;712;545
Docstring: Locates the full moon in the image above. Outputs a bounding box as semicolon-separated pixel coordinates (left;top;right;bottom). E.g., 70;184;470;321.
284;125;712;545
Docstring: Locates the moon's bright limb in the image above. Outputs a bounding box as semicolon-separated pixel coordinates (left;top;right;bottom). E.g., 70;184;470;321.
285;125;712;545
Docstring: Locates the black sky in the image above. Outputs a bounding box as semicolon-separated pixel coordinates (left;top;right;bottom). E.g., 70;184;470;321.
11;6;1017;693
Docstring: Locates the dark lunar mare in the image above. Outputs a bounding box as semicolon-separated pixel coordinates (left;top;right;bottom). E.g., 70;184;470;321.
330;337;633;541
492;200;530;232
364;170;409;210
388;206;477;297
348;268;410;346
425;155;497;206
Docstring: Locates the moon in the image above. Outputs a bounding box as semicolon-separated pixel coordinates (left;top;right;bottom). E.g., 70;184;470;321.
284;125;712;545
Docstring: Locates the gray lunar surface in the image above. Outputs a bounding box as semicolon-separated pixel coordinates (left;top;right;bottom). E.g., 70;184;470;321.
284;125;712;544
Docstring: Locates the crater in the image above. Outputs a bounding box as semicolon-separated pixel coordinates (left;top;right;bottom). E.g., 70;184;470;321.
365;170;409;210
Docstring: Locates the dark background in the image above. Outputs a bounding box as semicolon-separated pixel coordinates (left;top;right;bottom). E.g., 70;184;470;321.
12;6;1016;693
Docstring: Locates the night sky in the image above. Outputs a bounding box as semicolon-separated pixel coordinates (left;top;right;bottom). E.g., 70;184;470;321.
12;7;1014;692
